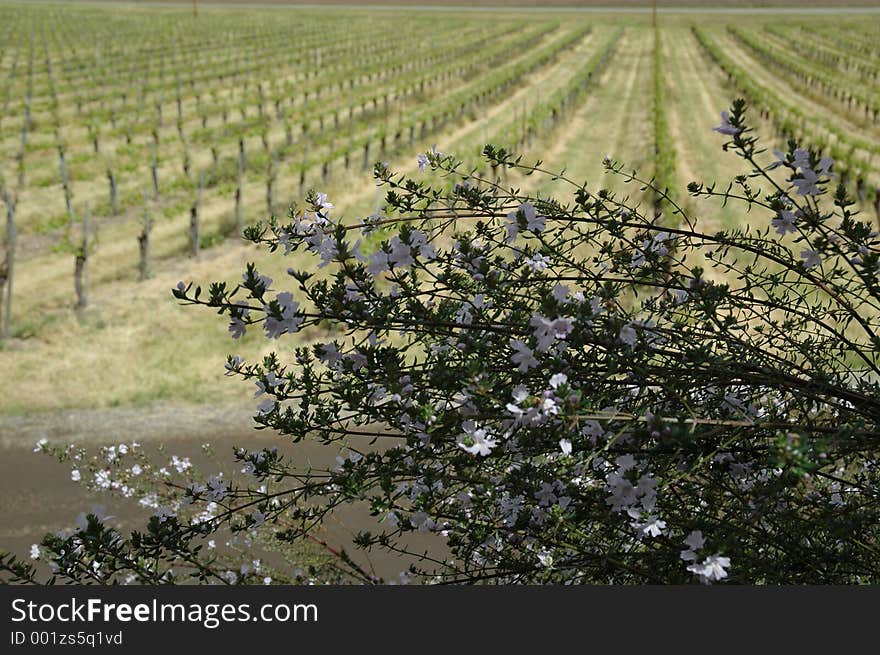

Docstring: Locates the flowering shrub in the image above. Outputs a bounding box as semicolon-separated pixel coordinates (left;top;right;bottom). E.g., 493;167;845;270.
4;100;880;584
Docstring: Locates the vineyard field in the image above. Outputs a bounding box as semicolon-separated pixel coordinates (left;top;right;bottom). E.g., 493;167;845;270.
1;2;879;414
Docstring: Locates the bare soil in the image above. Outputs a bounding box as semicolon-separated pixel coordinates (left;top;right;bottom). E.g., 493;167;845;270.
0;403;431;581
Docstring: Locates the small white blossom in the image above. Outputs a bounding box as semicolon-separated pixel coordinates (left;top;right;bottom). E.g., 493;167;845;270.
619;324;637;347
687;554;731;584
458;422;498;457
525;253;551;272
315;192;334;212
510;339;539;372
549;373;568;389
505;203;545;242
171;455;191;474
94;470;112;489
634;516;666;538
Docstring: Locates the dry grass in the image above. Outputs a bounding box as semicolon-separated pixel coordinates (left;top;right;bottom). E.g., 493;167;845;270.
2;7;879;415
0;18;598;414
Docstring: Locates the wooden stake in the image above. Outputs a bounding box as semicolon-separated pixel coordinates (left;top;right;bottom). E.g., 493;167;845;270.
138;189;152;281
1;188;15;339
74;202;89;310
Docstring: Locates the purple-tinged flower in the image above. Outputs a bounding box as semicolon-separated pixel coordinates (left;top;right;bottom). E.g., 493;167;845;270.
800;249;822;270
771;210;798;236
713;111;741;136
792;168;822;196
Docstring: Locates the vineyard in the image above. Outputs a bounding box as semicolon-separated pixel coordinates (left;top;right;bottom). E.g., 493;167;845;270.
1;3;879;414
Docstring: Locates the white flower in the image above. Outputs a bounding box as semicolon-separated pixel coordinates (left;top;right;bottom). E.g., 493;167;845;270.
549;373;568;389
154;505;177;522
29;544;40;560
525;253;551;271
634;516;666;538
94;470;112;489
559;438;573;456
552;284;570;303
541;397;559;415
530;314;574;352
33;438;48;452
712;111;741;136
171;455;191;474
458;422;498;457
409;511;436;532
768;148;787;170
315;192;333;212
368;249;390;275
139;493;159;509
505;203;545;242
619;324;637;347
510;339;539;372
418;145;442;171
71;470;81;482
537;551;554;568
630;249;646;269
317;342;343;368
687;554;731;584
